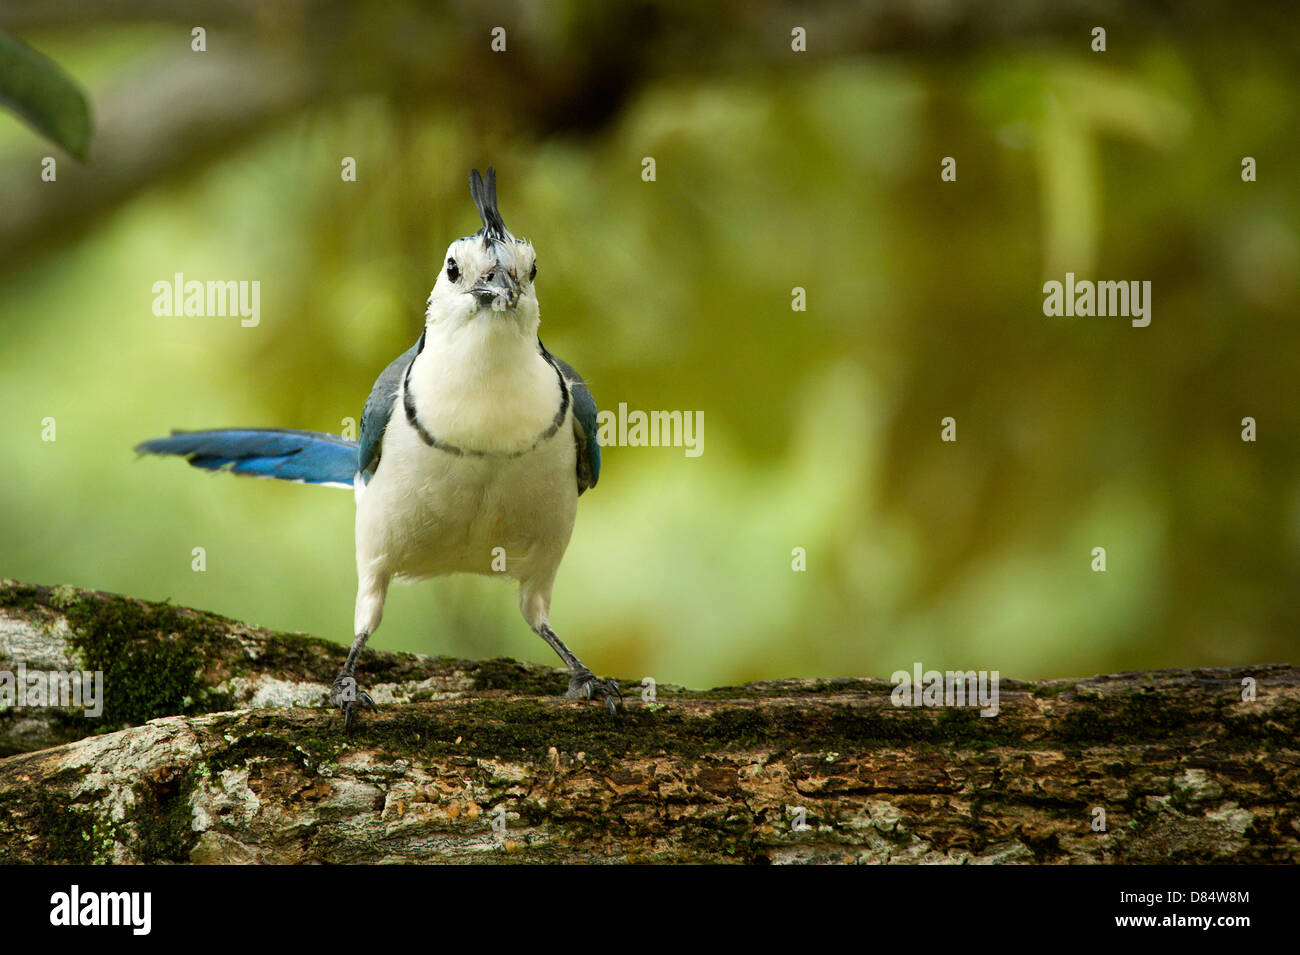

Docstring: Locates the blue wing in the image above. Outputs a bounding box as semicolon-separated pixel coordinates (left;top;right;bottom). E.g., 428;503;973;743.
358;331;425;484
544;350;600;494
134;428;358;487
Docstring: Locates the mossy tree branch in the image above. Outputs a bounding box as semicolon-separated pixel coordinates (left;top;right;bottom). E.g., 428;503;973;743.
1;579;1297;864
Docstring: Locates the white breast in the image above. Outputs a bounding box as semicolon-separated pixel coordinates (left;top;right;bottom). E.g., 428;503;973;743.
353;316;579;587
408;317;564;454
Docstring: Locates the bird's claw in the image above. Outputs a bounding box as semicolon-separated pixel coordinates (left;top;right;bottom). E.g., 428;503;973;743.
331;674;376;730
567;668;622;714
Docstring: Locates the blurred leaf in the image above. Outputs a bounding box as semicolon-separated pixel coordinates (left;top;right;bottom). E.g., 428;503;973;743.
0;30;92;160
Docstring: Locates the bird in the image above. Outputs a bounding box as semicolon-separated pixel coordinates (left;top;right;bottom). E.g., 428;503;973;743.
136;167;619;726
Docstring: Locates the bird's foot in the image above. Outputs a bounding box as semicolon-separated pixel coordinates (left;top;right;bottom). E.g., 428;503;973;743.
331;673;376;730
566;668;622;714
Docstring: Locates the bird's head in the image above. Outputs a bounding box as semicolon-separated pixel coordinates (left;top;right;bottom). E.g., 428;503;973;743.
426;168;539;332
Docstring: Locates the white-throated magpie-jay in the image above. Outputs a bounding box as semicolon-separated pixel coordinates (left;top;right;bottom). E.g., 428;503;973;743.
137;168;618;726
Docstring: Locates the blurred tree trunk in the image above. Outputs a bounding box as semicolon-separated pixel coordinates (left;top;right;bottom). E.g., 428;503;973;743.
0;580;1296;863
5;0;1297;271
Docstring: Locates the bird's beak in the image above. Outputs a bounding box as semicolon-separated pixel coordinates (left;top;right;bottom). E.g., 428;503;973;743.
470;265;520;311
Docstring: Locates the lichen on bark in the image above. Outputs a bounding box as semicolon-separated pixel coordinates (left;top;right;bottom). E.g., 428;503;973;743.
1;580;1297;864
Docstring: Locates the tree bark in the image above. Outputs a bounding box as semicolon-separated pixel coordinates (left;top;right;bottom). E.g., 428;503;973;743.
0;579;1296;864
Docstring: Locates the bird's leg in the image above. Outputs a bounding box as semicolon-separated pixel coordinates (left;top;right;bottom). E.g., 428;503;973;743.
331;631;377;730
334;574;387;729
535;624;621;714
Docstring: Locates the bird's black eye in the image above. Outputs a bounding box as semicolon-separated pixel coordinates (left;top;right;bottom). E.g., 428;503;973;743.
529;261;537;282
446;258;460;282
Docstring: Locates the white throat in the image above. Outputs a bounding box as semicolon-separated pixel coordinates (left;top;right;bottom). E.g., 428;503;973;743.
405;314;563;454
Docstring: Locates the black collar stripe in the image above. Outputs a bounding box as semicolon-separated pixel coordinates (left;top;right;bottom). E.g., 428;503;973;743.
402;349;570;458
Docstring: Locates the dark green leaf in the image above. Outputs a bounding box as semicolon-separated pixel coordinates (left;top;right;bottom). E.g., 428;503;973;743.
0;29;92;161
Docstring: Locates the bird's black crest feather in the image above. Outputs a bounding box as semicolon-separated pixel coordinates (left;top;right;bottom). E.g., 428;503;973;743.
469;167;509;242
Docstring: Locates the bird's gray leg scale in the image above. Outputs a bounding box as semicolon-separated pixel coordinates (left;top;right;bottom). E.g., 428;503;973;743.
536;624;621;714
330;631;377;730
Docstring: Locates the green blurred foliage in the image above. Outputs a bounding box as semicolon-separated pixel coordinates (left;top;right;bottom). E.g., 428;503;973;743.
1;11;1297;687
0;29;92;159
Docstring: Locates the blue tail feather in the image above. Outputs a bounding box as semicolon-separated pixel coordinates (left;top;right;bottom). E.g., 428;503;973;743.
135;428;359;488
